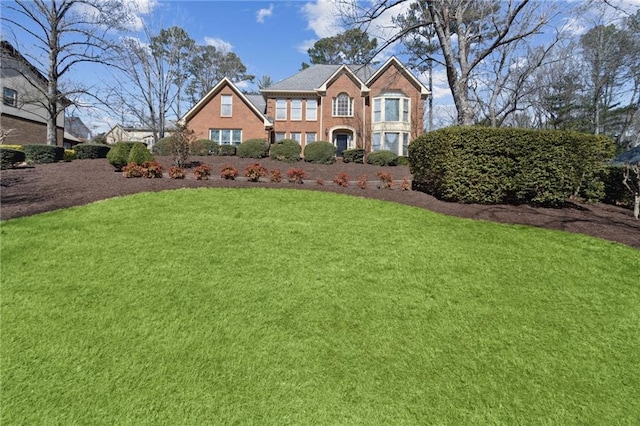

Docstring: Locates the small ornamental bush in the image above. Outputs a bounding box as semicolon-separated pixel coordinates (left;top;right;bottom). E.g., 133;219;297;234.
220;165;239;180
316;178;324;185
237;139;269;159
74;143;111;159
342;148;366;164
287;167;307;184
244;163;267;182
154;136;175;156
270;139;301;162
168;166;186;179
269;169;282;183
333;172;349;187
141;161;163;178
377;171;393;189
128;142;154;165
304;141;335;164
397;156;410;166
63;149;77;161
401;177;411;191
0;148;26;169
107;142;137;171
190;139;218;156
122;162;144;178
357;175;368;189
193;164;212;180
367;150;398;166
23;144;64;164
218;145;237;156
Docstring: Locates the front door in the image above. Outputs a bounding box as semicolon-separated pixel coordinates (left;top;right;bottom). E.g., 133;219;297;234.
335;134;348;157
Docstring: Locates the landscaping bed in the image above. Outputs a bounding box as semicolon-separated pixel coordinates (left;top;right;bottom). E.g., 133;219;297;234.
1;156;638;249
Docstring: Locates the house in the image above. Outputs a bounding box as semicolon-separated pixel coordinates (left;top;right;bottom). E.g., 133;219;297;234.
181;56;430;157
104;124;173;149
0;40;68;146
65;116;91;141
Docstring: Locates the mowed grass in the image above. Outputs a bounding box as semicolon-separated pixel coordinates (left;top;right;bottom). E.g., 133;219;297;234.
1;188;639;424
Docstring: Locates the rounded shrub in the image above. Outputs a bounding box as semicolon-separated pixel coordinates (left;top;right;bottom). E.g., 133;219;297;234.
128;142;154;165
397;156;410;166
303;141;335;164
23;144;64;164
270;139;301;162
342;148;365;163
154;136;175;156
367;150;398;166
74;143;111;159
190;139;219;156
0;147;26;169
64;149;77;161
217;145;237;156
237;139;269;159
107;141;137;171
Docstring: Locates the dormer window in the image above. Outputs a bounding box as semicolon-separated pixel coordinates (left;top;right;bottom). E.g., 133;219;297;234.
3;87;17;107
332;93;353;117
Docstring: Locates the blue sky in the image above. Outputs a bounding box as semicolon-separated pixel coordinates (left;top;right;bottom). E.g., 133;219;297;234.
2;0;639;133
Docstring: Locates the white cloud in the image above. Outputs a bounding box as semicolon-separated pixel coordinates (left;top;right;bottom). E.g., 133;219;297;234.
301;0;343;38
418;69;452;101
296;39;316;54
256;4;274;23
204;37;233;52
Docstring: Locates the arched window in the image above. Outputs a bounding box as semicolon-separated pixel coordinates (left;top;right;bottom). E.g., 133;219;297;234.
332;92;353;117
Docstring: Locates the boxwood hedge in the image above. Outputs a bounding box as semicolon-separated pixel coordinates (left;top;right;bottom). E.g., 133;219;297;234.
74;143;111;159
23;144;65;164
237;139;269;159
367;150;398;166
270;139;301;162
342;148;365;163
107;142;137;171
0;148;26;169
409;126;614;206
304;141;335;164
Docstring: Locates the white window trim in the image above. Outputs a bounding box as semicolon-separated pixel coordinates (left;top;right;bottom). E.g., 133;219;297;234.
291;99;302;121
373;95;410;123
3;87;17;107
221;95;232;117
306;99;317;121
372;131;410;156
210;128;242;145
305;132;316;145
332;93;354;117
276;99;287;121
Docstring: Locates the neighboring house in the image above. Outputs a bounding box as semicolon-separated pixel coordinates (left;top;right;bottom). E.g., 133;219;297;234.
65;116;91;141
0;40;67;146
104;124;173;149
181;56;430;157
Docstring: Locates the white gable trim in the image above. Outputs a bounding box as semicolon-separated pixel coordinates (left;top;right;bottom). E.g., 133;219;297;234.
317;65;368;95
366;56;430;99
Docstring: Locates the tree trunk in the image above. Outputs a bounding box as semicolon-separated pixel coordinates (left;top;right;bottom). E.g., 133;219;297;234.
634;194;639;220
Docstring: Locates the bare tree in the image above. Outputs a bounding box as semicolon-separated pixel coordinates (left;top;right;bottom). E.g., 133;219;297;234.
1;0;133;145
623;163;640;219
345;0;558;125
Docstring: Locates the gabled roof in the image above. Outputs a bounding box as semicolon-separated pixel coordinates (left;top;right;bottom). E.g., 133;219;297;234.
181;78;270;126
263;64;376;93
366;57;430;99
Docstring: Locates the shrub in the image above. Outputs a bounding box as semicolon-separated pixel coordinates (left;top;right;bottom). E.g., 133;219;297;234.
141;161;163;178
168;166;186;179
602;165;635;208
194;164;212;180
128;142;154;165
74;143;111;159
237;139;269;159
357;175;367;189
316;178;324;185
377;171;393;189
23;144;64;164
154;136;175;156
107;142;137;171
218;145;237;156
333;172;349;187
0;145;24;151
304;141;335;164
122;162;144;178
409;127;614;206
220;165;239;180
0;147;26;169
63;149;77;161
269;169;282;182
401;177;411;191
367;150;398;166
397;156;410;166
270;139;301;162
287;168;307;184
244;163;267;182
190;139;219;156
342;148;365;164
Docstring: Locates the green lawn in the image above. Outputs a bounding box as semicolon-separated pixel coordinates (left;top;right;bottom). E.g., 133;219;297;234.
1;188;638;424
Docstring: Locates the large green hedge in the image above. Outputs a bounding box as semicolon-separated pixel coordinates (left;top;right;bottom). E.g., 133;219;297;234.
74;143;111;159
270;139;301;162
409;127;614;206
23;144;65;164
0;148;26;169
190;139;218;156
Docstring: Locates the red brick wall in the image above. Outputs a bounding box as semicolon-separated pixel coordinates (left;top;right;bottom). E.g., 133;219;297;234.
322;72;367;149
0;114;63;146
186;86;269;142
266;97;322;147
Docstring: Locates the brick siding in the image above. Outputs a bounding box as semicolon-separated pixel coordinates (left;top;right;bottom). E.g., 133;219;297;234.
1;114;63;146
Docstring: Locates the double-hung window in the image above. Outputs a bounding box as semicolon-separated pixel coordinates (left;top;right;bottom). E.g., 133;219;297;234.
305;132;316;144
332;93;353;117
291;100;302;120
3;87;17;107
290;132;302;143
276;99;287;120
221;95;232;116
306;99;317;121
210;129;242;145
373;94;410;122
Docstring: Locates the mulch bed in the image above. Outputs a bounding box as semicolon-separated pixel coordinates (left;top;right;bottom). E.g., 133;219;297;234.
2;156;639;249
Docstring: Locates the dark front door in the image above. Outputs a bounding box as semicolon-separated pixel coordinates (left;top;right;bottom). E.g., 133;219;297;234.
335;134;348;157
